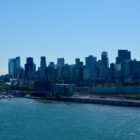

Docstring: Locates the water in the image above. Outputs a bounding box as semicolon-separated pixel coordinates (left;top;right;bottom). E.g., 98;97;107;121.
0;98;140;140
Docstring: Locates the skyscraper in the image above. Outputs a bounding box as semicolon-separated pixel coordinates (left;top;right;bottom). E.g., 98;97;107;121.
25;57;36;80
39;56;47;79
75;58;80;66
85;55;97;77
40;56;46;70
116;50;131;64
15;57;20;70
57;58;65;66
75;58;83;67
8;56;20;78
48;62;55;68
8;59;14;77
101;52;109;68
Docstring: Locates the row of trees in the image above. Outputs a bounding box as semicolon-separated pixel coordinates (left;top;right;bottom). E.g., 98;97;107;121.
0;85;34;91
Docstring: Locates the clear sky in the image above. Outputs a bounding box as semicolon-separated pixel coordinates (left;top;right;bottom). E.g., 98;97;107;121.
0;0;140;75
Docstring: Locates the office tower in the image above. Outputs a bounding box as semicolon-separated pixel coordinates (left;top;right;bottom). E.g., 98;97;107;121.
86;55;97;68
130;60;140;80
85;55;97;78
72;65;84;81
25;57;35;80
27;57;33;64
70;58;84;81
40;56;46;70
110;63;115;82
39;56;47;80
8;56;20;78
83;67;90;80
46;66;58;81
75;58;80;66
15;57;20;70
48;62;55;68
101;52;109;68
75;58;83;67
14;57;21;79
99;67;112;81
18;67;25;80
61;64;71;80
122;60;131;78
116;50;131;64
8;59;14;77
57;58;65;66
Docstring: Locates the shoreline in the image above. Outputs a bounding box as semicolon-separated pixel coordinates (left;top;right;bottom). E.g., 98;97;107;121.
25;96;140;108
1;89;140;107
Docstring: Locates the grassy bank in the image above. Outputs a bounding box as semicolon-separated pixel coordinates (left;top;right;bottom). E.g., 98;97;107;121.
0;85;34;91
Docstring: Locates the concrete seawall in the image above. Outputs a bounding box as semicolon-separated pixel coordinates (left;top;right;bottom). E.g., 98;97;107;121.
77;86;140;95
26;96;140;107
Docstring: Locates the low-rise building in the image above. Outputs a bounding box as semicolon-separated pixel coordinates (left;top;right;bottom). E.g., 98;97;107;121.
53;84;75;97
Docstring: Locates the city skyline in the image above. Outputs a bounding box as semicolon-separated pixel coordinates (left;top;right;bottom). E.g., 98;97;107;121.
0;0;140;75
8;49;133;67
1;49;140;76
1;1;140;140
7;49;140;86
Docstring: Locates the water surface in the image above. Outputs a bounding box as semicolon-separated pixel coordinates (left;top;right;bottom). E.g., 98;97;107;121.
0;98;140;140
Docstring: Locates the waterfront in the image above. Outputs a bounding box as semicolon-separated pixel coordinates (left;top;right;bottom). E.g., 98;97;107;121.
0;98;140;140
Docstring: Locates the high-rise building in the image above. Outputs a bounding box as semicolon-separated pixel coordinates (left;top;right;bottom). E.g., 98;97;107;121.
72;66;84;81
86;55;97;68
83;67;90;80
75;58;80;66
101;52;109;68
122;60;131;78
46;66;59;81
25;57;36;80
48;62;55;68
39;56;47;80
75;58;83;67
85;55;97;78
61;64;71;80
40;56;46;70
130;60;140;80
110;63;115;82
116;50;131;64
8;56;20;78
57;58;65;66
15;57;20;70
8;59;14;77
99;67;112;81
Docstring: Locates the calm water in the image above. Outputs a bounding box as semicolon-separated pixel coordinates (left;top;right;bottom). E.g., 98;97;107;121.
0;98;140;140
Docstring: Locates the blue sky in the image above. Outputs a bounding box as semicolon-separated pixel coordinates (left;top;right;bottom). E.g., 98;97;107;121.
0;0;140;75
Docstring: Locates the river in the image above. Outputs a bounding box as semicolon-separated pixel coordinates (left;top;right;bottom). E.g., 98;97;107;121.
0;98;140;140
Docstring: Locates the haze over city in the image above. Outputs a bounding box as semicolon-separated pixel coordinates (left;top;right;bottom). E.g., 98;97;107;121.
0;0;140;75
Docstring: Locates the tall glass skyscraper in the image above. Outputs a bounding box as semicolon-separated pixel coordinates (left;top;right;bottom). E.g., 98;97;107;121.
8;57;20;78
101;52;109;68
57;58;65;66
116;50;131;64
40;56;46;70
